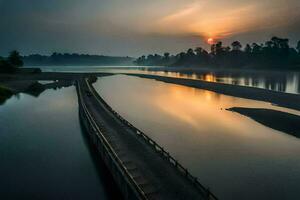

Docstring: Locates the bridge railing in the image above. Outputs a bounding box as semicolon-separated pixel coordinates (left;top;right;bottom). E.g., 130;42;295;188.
77;81;148;200
86;78;218;200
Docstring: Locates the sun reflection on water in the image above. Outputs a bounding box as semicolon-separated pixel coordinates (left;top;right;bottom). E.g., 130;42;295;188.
94;75;300;200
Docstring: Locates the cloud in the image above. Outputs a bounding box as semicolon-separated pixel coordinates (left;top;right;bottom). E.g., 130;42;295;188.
0;0;299;56
160;3;201;23
154;0;300;40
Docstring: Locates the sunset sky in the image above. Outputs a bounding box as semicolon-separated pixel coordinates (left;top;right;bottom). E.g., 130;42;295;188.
0;0;299;56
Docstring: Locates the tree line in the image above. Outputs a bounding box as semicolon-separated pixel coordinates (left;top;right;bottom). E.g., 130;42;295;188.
0;51;23;73
22;53;134;66
135;37;300;69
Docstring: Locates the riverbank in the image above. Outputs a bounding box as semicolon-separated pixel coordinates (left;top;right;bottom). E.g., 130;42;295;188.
227;107;300;138
0;72;112;103
0;86;13;105
125;73;300;111
0;71;112;90
0;72;112;81
2;71;300;111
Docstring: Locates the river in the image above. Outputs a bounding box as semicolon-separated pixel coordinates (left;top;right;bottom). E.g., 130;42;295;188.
36;65;300;94
0;86;120;199
93;74;300;200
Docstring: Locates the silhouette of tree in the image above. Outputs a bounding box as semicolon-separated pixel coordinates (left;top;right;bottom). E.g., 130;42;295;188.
164;52;170;60
231;41;242;51
210;44;217;56
0;56;14;73
135;55;146;65
186;48;195;57
296;41;300;54
251;43;262;54
271;37;289;49
194;47;209;63
195;47;204;56
244;44;252;54
24;52;133;66
215;42;223;56
0;58;7;72
214;42;230;57
262;37;290;65
8;50;23;67
134;36;300;69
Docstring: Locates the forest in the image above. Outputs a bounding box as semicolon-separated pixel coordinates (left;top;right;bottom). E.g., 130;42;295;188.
22;53;134;66
135;37;300;69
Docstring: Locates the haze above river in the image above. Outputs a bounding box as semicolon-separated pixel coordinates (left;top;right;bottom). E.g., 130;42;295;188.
36;65;300;94
94;74;300;200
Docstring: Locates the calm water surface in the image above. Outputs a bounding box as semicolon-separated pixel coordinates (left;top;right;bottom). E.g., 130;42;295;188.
94;75;300;200
143;69;300;94
0;87;119;199
35;65;300;94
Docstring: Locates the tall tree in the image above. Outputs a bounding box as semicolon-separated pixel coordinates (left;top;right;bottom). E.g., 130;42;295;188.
252;43;262;54
215;41;223;56
186;48;195;57
7;51;23;67
244;44;252;54
194;47;203;56
164;52;170;60
231;41;242;51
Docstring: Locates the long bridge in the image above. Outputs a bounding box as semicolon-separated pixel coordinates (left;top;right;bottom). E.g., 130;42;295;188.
76;77;218;200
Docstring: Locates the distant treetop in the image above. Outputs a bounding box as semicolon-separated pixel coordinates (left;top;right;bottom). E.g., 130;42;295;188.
22;53;134;66
0;50;23;73
134;37;300;70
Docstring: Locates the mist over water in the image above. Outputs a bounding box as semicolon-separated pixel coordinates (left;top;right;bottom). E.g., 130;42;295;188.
36;65;300;94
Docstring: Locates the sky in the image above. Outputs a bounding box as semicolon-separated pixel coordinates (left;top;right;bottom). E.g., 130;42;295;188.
0;0;299;57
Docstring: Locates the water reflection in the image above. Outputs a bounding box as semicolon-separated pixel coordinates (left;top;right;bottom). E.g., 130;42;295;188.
144;69;300;94
93;75;300;200
0;80;74;106
0;87;117;199
36;65;300;94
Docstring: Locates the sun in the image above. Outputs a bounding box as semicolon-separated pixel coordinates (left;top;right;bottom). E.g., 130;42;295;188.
207;38;214;45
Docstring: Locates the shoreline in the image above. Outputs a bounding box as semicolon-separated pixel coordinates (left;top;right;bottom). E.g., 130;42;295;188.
227;107;300;138
2;71;300;112
0;72;112;102
145;66;300;74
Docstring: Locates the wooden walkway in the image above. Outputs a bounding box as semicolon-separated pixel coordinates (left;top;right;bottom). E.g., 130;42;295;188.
77;78;217;200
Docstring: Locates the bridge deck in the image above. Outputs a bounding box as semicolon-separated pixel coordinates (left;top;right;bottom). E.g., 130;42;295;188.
77;79;212;200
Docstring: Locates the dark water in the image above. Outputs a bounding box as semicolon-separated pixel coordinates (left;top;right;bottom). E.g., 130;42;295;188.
94;75;300;200
35;65;300;94
0;87;119;199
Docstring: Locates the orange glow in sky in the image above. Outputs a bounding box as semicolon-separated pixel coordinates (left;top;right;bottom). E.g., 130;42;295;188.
153;1;300;44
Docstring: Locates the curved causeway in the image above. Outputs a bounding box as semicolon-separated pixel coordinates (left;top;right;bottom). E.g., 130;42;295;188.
76;78;217;200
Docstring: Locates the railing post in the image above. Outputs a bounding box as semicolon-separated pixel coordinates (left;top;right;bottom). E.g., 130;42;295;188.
194;177;198;185
206;187;211;199
166;152;170;161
